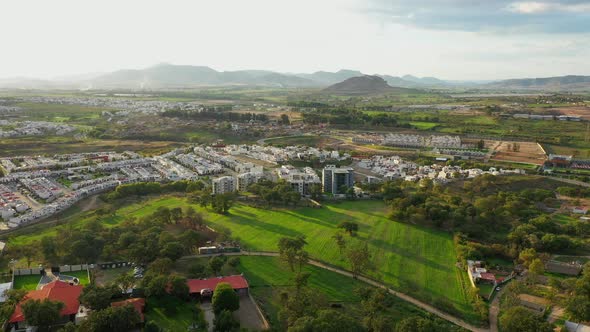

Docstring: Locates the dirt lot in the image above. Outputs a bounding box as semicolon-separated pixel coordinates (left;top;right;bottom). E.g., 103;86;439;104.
490;141;547;165
552;106;590;120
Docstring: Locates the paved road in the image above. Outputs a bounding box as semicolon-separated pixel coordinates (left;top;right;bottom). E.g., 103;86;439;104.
546;176;590;188
189;252;489;332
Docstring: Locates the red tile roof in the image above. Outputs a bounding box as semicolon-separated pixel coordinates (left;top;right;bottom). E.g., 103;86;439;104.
479;272;496;281
111;298;146;322
10;280;83;323
187;275;249;294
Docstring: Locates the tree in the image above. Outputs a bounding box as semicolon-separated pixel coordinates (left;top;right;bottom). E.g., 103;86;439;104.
213;309;240;332
188;262;207;278
338;221;358;236
529;258;544;275
228;256;240;268
476;139;485;150
280;114;291;125
170;207;183;223
79;284;117;310
78;304;140;332
289;309;364;332
114;272;135;295
347;243;372;278
566;262;590;321
332;232;346;256
518;248;537;268
144;275;168;297
209;256;226;276
58;322;78;332
499;306;553;332
309;184;322;201
144;321;162;332
21;299;64;332
278;236;307;272
160;241;184;261
168;275;190;300
212;282;240;314
148;257;173;275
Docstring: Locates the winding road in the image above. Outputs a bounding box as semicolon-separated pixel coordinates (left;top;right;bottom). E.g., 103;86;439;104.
189;251;491;332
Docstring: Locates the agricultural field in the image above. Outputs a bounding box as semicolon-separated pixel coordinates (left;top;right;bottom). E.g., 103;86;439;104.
490;141;547;165
263;135;341;147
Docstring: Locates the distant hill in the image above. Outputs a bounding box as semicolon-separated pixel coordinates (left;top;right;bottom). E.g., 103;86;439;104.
323;75;417;95
296;69;364;85
90;64;319;88
485;75;590;91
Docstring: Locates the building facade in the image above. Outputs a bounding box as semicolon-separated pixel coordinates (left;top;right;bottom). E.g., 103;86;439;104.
212;176;236;194
322;165;354;194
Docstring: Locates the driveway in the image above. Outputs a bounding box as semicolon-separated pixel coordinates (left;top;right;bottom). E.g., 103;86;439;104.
200;301;215;332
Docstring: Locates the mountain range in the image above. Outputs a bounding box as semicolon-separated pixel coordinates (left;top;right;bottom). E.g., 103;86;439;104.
0;64;451;90
0;63;589;91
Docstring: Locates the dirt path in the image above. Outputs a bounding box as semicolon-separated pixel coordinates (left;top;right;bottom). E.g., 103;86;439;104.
547;176;590;188
192;252;489;332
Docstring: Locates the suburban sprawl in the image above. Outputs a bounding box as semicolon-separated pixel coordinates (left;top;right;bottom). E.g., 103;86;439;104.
0;70;590;332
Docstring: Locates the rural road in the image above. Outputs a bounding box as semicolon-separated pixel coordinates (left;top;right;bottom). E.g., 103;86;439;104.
191;251;490;332
546;176;590;188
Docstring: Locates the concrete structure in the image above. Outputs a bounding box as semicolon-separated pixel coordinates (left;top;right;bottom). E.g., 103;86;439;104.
277;165;320;196
322;165;354;194
212;176;236;194
237;172;263;192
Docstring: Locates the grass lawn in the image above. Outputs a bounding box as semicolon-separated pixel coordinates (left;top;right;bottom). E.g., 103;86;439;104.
61;270;91;286
145;295;203;331
13;275;41;290
178;255;463;330
477;283;494;299
7;196;474;321
409;121;439;130
552;214;577;225
159;198;471;320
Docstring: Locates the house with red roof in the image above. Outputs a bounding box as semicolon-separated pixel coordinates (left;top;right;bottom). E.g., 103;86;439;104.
187;275;249;297
111;297;146;323
9;280;83;331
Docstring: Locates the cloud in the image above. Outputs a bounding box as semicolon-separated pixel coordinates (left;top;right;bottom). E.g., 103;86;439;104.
507;1;590;14
362;0;590;33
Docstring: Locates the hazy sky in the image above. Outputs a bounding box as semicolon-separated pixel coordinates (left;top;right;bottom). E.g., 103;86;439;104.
2;0;590;80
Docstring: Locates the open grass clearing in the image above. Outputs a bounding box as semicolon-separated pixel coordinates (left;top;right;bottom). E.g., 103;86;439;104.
145;295;202;332
164;198;473;320
13;275;41;291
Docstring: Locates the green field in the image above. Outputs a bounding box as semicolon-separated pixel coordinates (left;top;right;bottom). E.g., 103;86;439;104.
145;296;202;331
118;197;470;318
179;255;463;330
409;121;439;130
13;275;42;290
7;196;473;319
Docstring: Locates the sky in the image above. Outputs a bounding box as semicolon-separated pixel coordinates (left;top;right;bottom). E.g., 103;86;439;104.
1;0;590;80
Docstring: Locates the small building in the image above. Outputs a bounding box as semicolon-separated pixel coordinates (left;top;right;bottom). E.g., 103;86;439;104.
111;298;146;323
545;260;583;276
187;275;249;297
565;321;590;332
518;294;550;314
198;246;219;255
9;280;83;331
572;206;588;215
